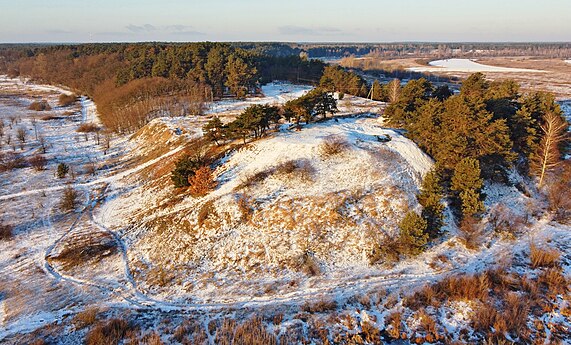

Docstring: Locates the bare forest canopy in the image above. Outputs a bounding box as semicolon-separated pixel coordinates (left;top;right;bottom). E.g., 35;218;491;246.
290;42;571;59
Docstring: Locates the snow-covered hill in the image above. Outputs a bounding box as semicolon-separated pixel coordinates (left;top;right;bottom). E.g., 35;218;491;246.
95;116;434;302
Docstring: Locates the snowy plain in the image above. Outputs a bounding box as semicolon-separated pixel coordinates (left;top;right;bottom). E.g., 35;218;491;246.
408;58;546;73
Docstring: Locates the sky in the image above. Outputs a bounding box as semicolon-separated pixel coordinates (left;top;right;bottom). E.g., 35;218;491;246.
0;0;569;43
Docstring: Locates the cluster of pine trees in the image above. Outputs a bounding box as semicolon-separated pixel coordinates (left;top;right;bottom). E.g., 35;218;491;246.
386;73;568;223
202;89;338;147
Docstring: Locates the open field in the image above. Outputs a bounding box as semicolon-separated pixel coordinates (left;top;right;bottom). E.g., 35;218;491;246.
341;56;571;99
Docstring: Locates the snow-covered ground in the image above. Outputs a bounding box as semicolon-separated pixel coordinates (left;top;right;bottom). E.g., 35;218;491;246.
408;58;546;73
1;76;570;343
565;59;571;64
207;82;312;116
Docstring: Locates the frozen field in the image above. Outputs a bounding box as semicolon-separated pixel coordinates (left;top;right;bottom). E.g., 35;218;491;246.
408;58;546;73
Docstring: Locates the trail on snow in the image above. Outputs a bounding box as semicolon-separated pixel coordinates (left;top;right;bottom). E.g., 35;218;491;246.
0;146;184;202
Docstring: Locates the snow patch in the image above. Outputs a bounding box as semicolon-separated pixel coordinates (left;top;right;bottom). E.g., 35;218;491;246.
408;59;546;73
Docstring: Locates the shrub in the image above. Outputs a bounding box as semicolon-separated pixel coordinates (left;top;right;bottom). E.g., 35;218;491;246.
29;154;47;171
319;136;349;157
385;310;403;339
85;318;130;345
0;152;26;172
57;163;69;178
171;154;204;188
28;100;51;111
275;159;315;182
236;194;253;221
295;252;321;276
188;166;217;197
458;216;484;250
77;123;100;133
60;186;79;212
0;222;13;241
236;169;272;190
530;244;560;269
547;161;571;222
58;93;77;107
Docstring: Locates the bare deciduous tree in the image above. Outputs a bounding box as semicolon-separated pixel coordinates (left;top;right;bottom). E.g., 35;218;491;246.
388;78;401;103
31;117;38;140
38;134;47;153
16;127;26;149
531;112;569;187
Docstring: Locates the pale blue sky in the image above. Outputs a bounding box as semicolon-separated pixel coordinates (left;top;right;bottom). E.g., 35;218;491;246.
0;0;569;43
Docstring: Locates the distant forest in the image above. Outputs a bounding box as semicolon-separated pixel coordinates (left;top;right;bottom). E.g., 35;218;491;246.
1;42;569;133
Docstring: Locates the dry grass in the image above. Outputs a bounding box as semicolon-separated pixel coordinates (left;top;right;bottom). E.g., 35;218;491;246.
141;332;164;345
538;268;568;296
433;274;489;302
319;135;349;158
529;243;560;269
301;298;337;313
197;200;216;227
73;307;99;329
214;318;236;345
232;316;277;345
85;318;130;345
385;310;403;339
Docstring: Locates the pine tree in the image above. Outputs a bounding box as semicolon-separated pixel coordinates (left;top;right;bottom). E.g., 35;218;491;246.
225;54;257;98
398;211;429;256
203;117;224;146
57;163;69;179
451;158;485;218
371;80;383;101
417;170;445;237
205;46;228;97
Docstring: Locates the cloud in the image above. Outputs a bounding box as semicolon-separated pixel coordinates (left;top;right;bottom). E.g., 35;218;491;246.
125;24;157;33
124;24;204;36
278;25;343;36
